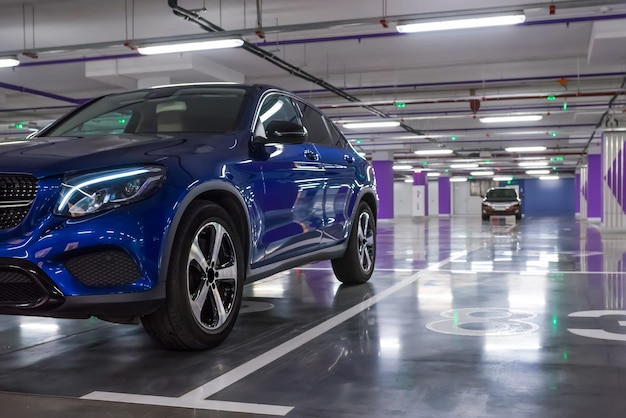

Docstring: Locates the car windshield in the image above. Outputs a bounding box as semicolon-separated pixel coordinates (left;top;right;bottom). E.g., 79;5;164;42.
40;86;249;137
486;188;518;199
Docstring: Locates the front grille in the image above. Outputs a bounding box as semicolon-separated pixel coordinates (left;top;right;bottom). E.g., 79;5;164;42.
0;174;38;231
66;250;141;288
0;175;38;200
0;270;45;305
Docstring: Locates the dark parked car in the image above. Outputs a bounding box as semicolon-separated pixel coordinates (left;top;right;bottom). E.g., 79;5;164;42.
0;83;378;350
481;187;522;220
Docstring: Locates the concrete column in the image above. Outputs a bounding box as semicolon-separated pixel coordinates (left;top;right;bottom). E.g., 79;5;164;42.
580;165;588;219
371;151;393;219
438;176;451;216
601;131;626;230
587;154;602;221
412;170;428;216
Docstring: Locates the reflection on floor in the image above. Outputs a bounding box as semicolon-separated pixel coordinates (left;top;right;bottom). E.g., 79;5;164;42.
1;216;626;417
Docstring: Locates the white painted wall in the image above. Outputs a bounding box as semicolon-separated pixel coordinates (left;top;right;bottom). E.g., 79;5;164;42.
428;180;439;216
452;182;482;215
393;182;413;217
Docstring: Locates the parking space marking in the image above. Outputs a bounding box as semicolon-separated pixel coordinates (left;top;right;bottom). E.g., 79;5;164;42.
82;251;468;413
436;269;626;275
82;392;294;415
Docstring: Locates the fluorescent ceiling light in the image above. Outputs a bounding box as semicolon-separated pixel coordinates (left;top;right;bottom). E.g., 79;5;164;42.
427;172;441;177
505;146;547;152
0;57;19;68
470;171;495;176
396;14;526;33
480;115;543;124
526;170;550;175
450;177;467;182
393;164;413;171
414;149;454;156
450;163;478;169
137;39;244;55
343;121;401;129
539;176;560;180
404;179;414;183
493;176;513;181
518;161;548;167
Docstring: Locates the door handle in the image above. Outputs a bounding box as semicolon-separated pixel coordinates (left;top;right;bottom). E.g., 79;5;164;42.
344;154;355;164
304;149;319;161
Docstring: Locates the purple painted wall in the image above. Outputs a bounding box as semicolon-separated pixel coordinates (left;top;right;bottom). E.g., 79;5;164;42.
575;173;580;214
413;171;428;216
438;177;451;215
372;160;394;219
587;154;603;219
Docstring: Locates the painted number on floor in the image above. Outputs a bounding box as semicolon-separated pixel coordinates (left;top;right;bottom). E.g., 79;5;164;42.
426;308;539;336
568;310;626;341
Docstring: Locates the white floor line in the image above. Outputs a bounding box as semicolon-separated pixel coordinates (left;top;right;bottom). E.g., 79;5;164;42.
81;392;293;416
180;251;467;401
436;269;626;275
289;267;417;273
82;251;468;414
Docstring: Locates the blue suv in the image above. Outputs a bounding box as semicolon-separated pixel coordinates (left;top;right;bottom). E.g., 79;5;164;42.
0;84;377;350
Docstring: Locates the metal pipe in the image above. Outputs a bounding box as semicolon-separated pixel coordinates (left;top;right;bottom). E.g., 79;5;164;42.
3;1;623;66
0;82;83;104
167;0;430;140
0;105;76;113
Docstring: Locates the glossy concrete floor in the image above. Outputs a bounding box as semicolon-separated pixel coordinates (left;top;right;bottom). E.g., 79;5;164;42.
1;216;626;417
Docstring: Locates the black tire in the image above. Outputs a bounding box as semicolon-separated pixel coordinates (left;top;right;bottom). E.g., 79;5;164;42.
142;201;244;350
516;213;522;220
482;215;489;221
331;202;376;284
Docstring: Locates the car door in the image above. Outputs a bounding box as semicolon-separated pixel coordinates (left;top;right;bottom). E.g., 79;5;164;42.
253;93;325;265
295;101;357;246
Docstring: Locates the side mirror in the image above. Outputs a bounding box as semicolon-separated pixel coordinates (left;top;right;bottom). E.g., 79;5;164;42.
266;120;307;144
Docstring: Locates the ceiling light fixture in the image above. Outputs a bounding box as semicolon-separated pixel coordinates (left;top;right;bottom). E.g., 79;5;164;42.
396;13;526;33
450;163;479;169
539;176;560;180
0;57;20;68
505;146;547;152
414;149;454;156
393;164;413;171
470;171;495;176
480;115;543;124
493;176;513;182
343;121;401;129
427;172;441;177
526;170;551;175
137;39;244;55
450;177;468;182
518;161;548;167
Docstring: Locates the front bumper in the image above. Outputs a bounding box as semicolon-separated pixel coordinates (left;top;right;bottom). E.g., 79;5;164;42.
0;179;182;317
482;205;521;216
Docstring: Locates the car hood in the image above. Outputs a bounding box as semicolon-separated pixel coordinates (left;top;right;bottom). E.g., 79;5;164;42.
0;134;237;178
484;197;520;204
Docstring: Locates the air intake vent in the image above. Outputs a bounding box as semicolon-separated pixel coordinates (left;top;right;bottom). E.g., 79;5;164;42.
66;250;141;288
0;270;45;305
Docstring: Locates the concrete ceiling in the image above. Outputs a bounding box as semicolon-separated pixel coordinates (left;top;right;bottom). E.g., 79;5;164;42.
1;0;626;179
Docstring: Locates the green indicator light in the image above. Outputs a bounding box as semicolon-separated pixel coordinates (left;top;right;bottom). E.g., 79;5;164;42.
355;139;363;144
563;352;568;360
485;159;491;163
563;102;568;111
557;157;563;161
394;101;406;108
422;161;428;165
468;176;473;180
550;132;557;137
14;122;24;129
547;95;556;101
553;166;557;170
552;316;558;326
451;136;457;141
118;119;126;124
444;169;449;173
507;180;512;185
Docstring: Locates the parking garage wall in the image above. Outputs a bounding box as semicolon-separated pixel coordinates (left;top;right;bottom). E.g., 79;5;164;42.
507;178;576;216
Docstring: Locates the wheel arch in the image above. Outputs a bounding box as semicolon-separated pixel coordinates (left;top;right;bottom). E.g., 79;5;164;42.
159;181;251;287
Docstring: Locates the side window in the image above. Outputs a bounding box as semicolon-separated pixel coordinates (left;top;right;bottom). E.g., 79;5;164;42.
254;94;301;139
324;117;347;148
297;102;334;147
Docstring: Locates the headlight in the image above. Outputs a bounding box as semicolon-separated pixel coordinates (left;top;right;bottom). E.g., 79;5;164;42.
55;166;166;217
